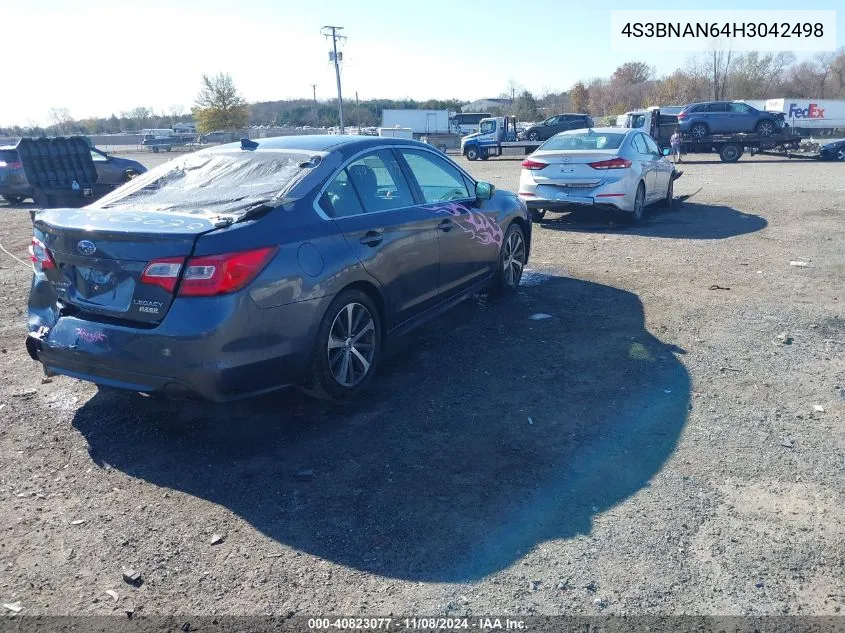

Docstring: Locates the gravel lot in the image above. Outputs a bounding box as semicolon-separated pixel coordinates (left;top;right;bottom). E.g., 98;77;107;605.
0;149;843;618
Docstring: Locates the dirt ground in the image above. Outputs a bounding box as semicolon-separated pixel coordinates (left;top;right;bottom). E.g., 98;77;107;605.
0;150;843;618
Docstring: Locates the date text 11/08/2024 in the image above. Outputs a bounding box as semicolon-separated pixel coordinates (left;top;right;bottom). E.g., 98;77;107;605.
307;617;527;630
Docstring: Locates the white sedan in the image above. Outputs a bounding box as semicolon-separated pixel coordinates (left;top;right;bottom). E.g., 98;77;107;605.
518;127;680;223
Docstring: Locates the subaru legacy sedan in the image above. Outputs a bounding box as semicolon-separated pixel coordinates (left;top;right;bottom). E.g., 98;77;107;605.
26;136;530;401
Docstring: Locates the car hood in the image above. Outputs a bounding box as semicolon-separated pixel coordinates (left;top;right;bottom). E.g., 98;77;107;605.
461;133;479;143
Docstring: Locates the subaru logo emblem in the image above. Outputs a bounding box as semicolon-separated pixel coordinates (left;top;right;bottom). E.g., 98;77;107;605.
77;240;97;256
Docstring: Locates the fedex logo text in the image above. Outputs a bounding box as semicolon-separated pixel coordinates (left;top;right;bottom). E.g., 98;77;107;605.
788;103;825;119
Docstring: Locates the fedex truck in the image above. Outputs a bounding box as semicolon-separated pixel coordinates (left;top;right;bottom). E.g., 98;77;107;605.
763;99;845;131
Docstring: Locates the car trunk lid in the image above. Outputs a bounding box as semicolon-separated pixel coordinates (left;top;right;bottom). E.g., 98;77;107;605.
528;151;621;187
33;207;221;324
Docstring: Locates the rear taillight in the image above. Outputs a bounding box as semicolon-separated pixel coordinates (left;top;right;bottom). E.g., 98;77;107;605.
141;247;278;297
588;157;632;170
521;159;548;170
140;257;184;293
0;160;23;169
29;237;56;272
677;112;687;120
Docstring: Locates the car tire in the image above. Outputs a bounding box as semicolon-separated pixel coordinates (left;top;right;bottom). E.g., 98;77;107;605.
630;182;645;223
1;194;26;205
836;148;845;162
756;120;775;137
719;143;743;163
480;151;489;161
124;170;138;182
528;131;539;141
302;289;382;401
152;146;160;153
662;177;675;207
465;146;480;161
690;123;709;139
530;208;546;222
494;223;527;293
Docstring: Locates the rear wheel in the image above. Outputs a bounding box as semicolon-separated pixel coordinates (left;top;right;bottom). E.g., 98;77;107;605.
527;131;539;141
494;223;526;293
0;194;25;205
719;143;742;163
756;120;775;136
302;289;382;401
690;123;709;139
152;146;160;153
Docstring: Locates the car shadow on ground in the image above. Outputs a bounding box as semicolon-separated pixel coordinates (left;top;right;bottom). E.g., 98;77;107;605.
72;275;690;583
536;200;767;239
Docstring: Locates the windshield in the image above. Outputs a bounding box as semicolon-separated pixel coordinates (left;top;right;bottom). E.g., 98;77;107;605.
479;120;496;134
90;150;311;217
540;132;626;151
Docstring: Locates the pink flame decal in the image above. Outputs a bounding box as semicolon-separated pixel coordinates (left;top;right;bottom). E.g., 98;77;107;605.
424;202;504;248
75;328;106;343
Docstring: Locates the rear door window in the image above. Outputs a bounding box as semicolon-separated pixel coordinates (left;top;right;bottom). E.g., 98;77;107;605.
632;134;649;154
342;150;415;215
319;169;364;218
706;103;729;112
400;149;471;203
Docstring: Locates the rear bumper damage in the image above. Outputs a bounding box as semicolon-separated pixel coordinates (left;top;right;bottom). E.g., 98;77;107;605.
26;290;332;402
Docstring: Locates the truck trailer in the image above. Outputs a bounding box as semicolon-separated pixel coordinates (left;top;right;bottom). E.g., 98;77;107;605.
380;110;451;137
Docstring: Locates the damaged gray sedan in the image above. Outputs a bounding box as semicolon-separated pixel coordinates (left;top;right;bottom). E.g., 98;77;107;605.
26;135;530;401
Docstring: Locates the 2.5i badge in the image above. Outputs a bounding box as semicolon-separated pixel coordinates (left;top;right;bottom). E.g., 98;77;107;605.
134;299;163;314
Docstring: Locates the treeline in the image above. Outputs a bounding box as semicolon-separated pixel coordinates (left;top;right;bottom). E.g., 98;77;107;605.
570;49;845;116
3;48;843;136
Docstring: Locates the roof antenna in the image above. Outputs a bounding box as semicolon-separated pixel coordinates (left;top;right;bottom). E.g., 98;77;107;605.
241;138;259;150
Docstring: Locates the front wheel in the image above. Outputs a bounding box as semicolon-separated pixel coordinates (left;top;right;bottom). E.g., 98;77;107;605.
1;194;26;204
303;289;382;401
494;223;527;293
151;146;160;153
662;176;675;207
465;146;480;161
527;131;539;141
630;182;645;223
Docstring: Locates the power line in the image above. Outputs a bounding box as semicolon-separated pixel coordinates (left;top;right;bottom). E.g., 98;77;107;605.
321;25;346;133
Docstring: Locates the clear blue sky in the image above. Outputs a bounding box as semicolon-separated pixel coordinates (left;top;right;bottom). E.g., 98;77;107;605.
0;0;841;126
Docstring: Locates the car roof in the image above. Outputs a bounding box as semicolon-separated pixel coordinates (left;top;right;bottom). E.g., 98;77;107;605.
213;134;435;154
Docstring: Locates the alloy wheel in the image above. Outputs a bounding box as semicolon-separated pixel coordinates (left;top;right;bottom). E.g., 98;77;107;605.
327;302;376;387
502;230;525;287
837;148;845;162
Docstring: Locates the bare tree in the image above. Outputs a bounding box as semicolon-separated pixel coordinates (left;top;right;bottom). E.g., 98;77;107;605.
48;107;73;134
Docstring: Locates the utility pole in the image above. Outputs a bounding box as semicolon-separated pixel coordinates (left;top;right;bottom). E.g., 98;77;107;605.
321;25;346;133
311;83;318;126
355;91;360;134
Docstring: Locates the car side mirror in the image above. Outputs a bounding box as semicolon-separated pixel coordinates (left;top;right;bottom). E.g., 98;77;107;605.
662;148;671;156
475;181;494;201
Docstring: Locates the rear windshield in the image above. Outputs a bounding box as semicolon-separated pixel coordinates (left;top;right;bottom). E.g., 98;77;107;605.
540;133;626;151
90;150;312;217
0;149;19;162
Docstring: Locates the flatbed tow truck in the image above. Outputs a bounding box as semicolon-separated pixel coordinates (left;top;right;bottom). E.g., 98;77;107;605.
460;116;541;160
644;108;804;163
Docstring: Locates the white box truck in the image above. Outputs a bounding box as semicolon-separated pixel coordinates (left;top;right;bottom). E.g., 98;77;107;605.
377;127;413;140
381;110;451;136
763;99;845;131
